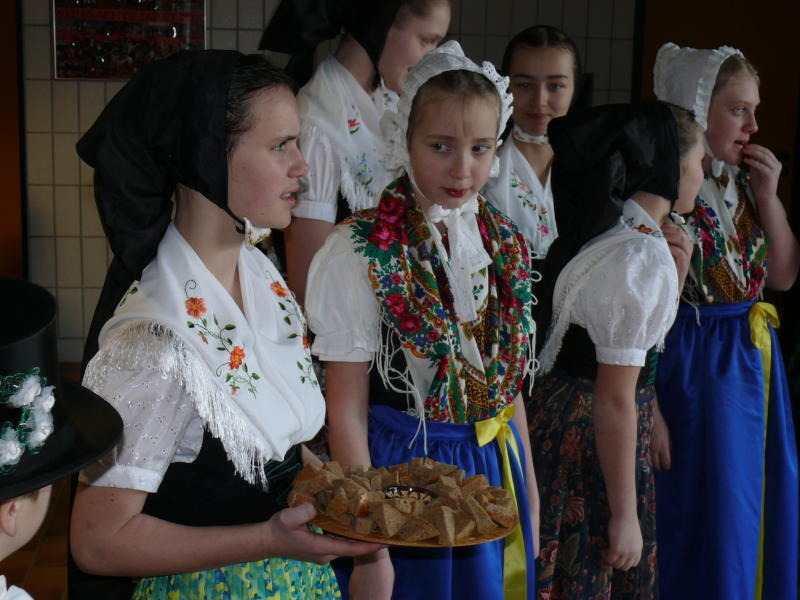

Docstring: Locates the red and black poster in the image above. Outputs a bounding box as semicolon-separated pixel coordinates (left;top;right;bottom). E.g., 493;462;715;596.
54;1;206;79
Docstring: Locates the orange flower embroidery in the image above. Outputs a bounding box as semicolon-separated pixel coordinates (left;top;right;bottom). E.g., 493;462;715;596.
302;334;310;350
270;282;290;298
229;346;245;370
634;224;654;235
185;297;207;318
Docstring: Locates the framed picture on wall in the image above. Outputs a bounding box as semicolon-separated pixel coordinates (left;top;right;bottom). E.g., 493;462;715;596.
53;0;206;79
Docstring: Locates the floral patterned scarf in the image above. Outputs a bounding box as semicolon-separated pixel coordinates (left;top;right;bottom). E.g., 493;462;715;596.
86;224;325;488
345;175;533;425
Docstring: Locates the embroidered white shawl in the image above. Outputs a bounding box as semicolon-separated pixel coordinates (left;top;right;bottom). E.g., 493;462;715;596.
84;224;325;488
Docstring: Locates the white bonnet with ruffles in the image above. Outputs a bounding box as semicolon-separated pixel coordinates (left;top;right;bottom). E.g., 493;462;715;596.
653;42;743;131
380;40;513;175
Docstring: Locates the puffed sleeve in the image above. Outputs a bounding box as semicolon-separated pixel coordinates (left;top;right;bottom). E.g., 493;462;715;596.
293;124;341;223
79;366;204;492
305;226;381;362
572;237;678;366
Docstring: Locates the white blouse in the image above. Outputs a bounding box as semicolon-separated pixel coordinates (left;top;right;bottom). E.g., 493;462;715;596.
79;362;204;493
294;56;397;223
0;576;33;600
540;199;679;371
482;139;558;259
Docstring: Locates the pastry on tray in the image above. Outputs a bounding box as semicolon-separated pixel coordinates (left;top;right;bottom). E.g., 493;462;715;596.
288;457;518;547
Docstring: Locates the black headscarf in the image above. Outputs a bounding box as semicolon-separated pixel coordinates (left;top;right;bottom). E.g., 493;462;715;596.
534;102;681;345
76;50;243;367
259;0;403;86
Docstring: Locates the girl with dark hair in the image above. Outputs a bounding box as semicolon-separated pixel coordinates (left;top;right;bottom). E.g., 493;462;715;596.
69;50;381;600
529;102;704;599
482;25;584;261
305;42;538;600
260;0;451;305
652;43;799;600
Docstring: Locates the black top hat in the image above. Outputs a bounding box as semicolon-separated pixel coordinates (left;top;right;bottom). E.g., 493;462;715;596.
0;277;122;502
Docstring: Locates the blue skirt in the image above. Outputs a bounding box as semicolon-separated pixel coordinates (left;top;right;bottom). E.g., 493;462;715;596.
334;405;536;600
655;301;798;600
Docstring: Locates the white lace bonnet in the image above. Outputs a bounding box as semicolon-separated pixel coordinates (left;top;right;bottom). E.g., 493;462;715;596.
381;40;513;173
653;42;743;131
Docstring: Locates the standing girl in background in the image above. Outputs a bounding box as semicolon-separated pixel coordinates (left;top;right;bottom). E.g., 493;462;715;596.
260;0;451;304
69;51;381;600
529;102;704;599
305;42;538;600
482;25;585;262
652;43;799;600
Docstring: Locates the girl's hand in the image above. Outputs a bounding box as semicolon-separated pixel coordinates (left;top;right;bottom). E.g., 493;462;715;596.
742;143;781;208
651;401;672;471
661;221;693;292
350;548;394;600
602;513;642;571
264;503;384;564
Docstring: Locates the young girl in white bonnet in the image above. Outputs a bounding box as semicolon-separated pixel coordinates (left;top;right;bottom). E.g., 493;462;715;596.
305;41;538;600
652;43;799;600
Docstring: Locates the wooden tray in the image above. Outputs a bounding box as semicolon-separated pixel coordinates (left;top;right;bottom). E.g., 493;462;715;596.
311;513;519;548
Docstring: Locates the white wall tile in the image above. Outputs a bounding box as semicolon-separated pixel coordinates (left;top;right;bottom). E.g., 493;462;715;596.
57;288;83;338
592;89;610;105
612;0;636;39
460;0;486;35
449;0;462;32
83;287;102;337
610;39;633;90
80;186;103;236
486;0;512;36
24;26;52;80
211;29;238;51
459;35;485;63
57;338;83;363
263;0;281;25
587;0;614;38
212;0;237;28
573;36;588;68
28;237;56;288
56;237;81;287
78;81;106;132
239;0;263;29
538;0;564;28
82;237;108;288
485;36;508;67
53;81;79;132
586;38;611;90
238;30;263;54
80;160;93;186
27;186;54;237
26;133;53;185
25;80;52;132
54;186;80;236
511;0;538;30
105;81;126;103
563;0;589;39
53;133;79;185
24;0;51;25
608;90;630;103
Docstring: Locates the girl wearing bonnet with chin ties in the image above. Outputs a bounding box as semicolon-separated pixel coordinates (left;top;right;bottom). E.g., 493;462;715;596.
651;43;799;600
305;41;538;600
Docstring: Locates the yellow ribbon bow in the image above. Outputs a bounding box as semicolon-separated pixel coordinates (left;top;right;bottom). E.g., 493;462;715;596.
748;301;780;600
475;404;527;599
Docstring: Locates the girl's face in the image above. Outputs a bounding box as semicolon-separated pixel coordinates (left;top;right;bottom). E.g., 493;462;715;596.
228;86;308;231
378;2;451;93
675;125;705;215
705;73;759;165
409;93;499;211
508;45;575;136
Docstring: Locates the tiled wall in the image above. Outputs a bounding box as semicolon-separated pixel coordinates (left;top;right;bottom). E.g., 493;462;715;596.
21;0;636;362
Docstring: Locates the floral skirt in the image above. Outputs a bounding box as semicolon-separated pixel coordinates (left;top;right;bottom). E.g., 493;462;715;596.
131;557;341;600
528;370;656;600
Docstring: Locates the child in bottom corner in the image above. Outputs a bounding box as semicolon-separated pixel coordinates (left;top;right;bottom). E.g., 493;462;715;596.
305;41;539;600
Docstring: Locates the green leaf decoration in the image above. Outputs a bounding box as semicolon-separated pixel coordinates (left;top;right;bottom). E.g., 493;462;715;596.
225;373;232;382
201;318;207;327
243;363;249;373
217;346;225;351
296;361;303;369
283;316;291;324
187;322;195;328
252;373;260;380
278;302;286;310
288;333;298;339
213;315;219;326
224;324;236;330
